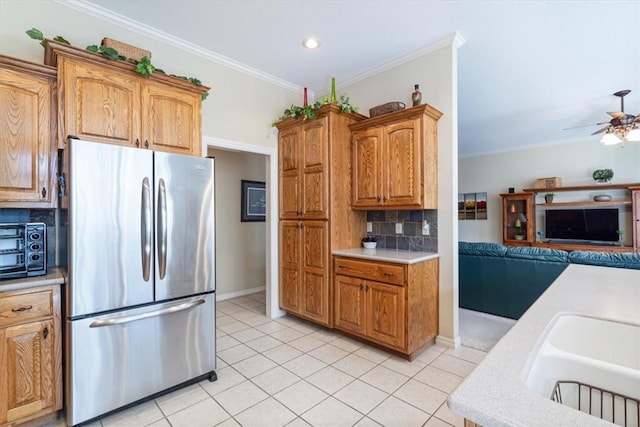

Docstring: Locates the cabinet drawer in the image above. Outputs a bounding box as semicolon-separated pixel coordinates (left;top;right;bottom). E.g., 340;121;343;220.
334;258;405;286
0;288;53;327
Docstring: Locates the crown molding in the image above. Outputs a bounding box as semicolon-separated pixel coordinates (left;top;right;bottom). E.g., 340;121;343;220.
55;0;303;93
338;32;466;92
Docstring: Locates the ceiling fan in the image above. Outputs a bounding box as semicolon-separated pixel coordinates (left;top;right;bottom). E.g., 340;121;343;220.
565;90;640;145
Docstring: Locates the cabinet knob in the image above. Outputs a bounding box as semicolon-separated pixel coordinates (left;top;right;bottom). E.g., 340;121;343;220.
43;327;49;340
360;284;364;291
365;285;369;292
382;196;387;202
135;138;140;148
377;196;381;203
145;140;149;149
41;187;47;198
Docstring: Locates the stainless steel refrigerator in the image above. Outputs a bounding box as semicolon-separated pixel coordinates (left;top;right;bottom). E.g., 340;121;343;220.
62;138;216;426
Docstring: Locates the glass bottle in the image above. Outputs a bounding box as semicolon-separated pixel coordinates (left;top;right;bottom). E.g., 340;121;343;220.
412;84;422;106
330;77;337;103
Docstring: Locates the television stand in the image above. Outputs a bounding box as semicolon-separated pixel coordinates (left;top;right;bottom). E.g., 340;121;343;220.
533;241;632;253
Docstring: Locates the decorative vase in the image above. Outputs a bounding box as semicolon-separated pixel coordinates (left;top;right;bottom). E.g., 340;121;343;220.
303;87;308;107
363;241;377;249
411;84;422;106
545;195;553;203
330;77;337;103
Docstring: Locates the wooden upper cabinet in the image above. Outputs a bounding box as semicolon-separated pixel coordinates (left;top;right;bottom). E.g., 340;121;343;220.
44;39;208;156
277;116;329;220
350;104;442;210
0;55;57;208
59;57;140;147
142;80;201;155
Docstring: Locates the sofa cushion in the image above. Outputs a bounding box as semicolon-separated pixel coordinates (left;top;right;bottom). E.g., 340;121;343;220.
506;246;569;263
568;251;640;270
459;242;507;257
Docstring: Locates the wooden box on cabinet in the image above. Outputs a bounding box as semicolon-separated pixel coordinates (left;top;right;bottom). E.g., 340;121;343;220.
333;256;439;360
0;55;57;208
275;105;367;327
501;192;534;246
44;39;208;157
349;104;442;210
0;285;62;426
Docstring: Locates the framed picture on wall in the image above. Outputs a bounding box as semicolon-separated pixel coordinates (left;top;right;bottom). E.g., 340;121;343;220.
241;180;266;222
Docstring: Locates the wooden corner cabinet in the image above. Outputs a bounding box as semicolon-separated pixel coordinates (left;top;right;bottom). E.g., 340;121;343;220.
276;105;367;327
0;285;62;426
349;104;442;210
44;39;208;157
501;192;534;246
0;55;57;208
333;256;439;360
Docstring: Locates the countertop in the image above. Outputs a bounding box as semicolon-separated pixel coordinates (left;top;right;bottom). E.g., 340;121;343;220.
0;268;65;293
447;264;640;426
332;248;439;264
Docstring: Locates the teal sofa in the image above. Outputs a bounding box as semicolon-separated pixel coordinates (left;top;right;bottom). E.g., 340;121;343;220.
459;242;640;319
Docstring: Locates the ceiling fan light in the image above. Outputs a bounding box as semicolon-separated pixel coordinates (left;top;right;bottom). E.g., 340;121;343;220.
626;127;640;142
600;132;622;145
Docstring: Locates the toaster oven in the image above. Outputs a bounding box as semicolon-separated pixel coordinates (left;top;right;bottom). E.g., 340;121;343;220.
0;222;47;280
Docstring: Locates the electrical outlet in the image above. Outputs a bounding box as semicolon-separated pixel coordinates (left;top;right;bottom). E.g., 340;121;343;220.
395;223;403;234
422;220;430;236
366;222;373;233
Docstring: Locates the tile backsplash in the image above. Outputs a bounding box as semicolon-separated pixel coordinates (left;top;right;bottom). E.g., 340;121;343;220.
366;209;438;252
0;208;56;268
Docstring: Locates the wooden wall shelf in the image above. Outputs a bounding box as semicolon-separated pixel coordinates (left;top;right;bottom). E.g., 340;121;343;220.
537;200;632;208
523;183;640;193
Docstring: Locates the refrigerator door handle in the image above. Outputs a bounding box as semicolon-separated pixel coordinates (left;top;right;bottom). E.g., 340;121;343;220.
141;177;152;281
89;298;205;328
157;178;168;279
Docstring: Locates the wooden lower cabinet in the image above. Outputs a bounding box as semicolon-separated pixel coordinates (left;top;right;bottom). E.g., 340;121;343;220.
279;220;330;326
0;286;62;426
333;256;439;359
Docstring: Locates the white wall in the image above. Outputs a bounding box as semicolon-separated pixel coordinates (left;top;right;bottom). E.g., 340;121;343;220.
207;148;266;298
340;39;462;346
459;140;640;243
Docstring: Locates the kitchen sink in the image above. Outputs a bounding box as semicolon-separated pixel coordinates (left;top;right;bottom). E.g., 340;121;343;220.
525;314;640;426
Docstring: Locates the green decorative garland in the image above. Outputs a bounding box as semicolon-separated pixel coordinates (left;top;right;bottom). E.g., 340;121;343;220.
26;28;209;100
273;94;359;126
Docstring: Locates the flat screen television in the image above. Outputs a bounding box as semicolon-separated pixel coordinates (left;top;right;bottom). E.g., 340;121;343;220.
545;208;619;243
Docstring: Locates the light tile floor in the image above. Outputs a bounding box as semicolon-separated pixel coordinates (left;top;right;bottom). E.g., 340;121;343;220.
44;292;488;427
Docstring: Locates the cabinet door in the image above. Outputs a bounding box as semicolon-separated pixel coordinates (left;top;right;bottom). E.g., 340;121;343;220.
0;68;55;206
334;275;365;335
301;221;329;324
278;127;301;219
352;127;383;208
300;118;328;219
279;221;301;313
366;281;405;350
0;319;55;424
142;81;201;156
61;58;141;146
383;119;421;208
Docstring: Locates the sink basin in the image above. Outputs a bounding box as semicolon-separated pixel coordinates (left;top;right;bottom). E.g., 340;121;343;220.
526;314;640;426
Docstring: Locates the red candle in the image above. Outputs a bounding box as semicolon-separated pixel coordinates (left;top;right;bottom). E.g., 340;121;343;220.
303;87;308;106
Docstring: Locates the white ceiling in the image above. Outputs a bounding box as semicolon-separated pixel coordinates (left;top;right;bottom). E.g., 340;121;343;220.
80;0;640;157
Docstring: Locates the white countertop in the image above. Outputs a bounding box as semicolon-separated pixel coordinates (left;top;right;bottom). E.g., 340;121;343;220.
447;264;640;426
0;268;65;293
332;248;439;264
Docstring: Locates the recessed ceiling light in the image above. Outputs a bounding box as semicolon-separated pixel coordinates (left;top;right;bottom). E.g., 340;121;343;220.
302;37;321;49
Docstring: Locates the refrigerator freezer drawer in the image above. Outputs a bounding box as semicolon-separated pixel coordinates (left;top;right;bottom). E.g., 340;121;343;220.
65;294;216;426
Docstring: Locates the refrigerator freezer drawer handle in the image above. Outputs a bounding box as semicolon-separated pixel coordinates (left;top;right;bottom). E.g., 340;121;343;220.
158;178;167;279
88;298;205;328
141;177;152;281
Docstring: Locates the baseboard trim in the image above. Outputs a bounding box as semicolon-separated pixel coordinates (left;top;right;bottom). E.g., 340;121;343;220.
436;335;461;349
217;286;265;301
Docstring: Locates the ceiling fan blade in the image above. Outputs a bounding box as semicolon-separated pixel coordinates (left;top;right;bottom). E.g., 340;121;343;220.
607;111;625;119
562;122;609;131
591;126;610;135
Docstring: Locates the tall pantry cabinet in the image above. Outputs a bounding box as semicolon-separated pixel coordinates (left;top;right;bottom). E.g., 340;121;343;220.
276;104;366;327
